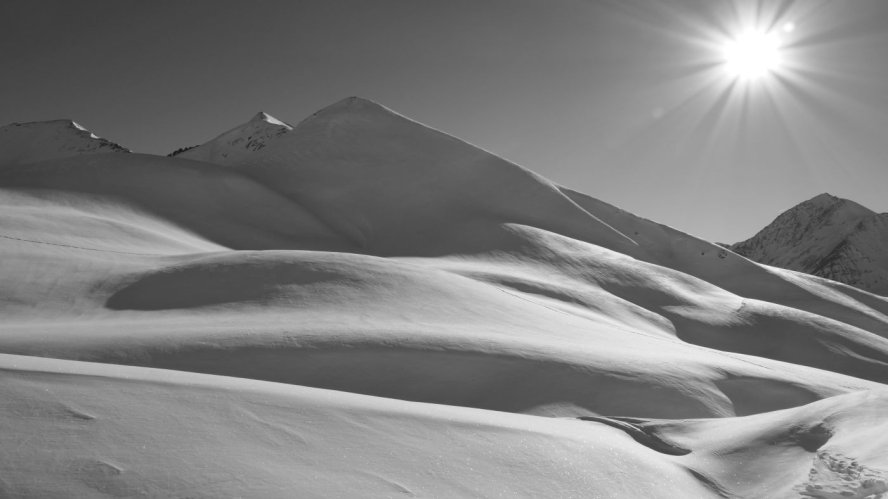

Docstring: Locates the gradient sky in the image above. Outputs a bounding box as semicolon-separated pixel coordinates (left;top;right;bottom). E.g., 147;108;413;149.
2;0;887;242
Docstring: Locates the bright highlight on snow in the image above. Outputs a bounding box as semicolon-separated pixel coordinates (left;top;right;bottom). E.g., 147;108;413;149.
722;30;783;81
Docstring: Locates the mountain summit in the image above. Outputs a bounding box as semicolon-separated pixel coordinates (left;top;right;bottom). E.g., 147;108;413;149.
216;96;642;256
0;119;129;166
174;111;293;164
731;193;888;295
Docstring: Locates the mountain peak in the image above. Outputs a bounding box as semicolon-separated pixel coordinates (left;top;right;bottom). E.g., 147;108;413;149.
296;96;396;125
795;193;875;220
175;111;293;164
732;194;887;295
806;192;840;206
0;119;129;166
250;111;292;129
328;96;385;110
5;119;98;136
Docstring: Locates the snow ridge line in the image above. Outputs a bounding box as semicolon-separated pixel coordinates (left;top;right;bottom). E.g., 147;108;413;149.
0;233;167;256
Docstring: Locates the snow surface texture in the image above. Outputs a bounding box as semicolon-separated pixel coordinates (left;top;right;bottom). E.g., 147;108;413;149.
2;97;888;498
175;111;293;164
732;193;888;296
0;119;129;166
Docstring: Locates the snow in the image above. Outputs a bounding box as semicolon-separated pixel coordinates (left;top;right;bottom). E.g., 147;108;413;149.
732;193;888;296
0;353;721;498
0;119;129;166
176;111;293;164
654;389;888;498
1;97;887;497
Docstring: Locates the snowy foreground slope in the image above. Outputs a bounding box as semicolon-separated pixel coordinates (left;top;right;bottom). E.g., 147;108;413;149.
732;193;888;297
1;97;887;498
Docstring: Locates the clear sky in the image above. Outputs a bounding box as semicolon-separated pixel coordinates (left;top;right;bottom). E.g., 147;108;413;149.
2;0;887;242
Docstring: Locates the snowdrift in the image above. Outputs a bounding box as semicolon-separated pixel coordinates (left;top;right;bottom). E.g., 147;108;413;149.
2;98;887;498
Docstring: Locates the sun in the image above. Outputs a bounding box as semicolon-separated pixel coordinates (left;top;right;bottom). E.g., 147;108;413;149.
721;30;783;81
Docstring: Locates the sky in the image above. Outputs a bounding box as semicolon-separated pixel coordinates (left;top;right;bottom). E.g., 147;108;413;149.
2;0;887;243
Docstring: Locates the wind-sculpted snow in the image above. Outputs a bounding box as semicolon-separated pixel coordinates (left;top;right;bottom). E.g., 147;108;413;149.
1;97;887;497
0;354;722;498
645;389;888;498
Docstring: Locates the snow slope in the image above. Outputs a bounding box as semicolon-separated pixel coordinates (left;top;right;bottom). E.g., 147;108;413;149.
0;353;722;498
0;120;128;166
635;388;888;498
176;111;292;164
732;193;888;296
4;353;885;499
1;98;887;497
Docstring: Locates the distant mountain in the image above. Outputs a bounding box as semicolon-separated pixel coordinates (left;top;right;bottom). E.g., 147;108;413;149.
175;111;292;164
731;193;888;296
0;119;128;166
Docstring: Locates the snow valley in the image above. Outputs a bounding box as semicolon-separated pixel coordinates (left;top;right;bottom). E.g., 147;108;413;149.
1;97;887;498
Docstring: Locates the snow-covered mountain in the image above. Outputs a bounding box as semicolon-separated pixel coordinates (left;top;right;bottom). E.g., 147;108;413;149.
174;111;292;164
731;193;888;296
0;119;128;166
1;99;887;498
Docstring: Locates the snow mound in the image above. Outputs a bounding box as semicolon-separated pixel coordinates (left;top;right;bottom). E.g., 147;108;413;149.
646;389;888;498
0;353;720;498
176;111;293;164
0;119;129;166
2;97;888;497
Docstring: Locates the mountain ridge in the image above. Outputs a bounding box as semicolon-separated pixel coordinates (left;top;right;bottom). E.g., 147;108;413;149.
731;193;888;296
0;119;129;166
175;110;293;164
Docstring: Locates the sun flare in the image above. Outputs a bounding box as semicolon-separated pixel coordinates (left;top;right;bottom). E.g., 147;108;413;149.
721;30;783;81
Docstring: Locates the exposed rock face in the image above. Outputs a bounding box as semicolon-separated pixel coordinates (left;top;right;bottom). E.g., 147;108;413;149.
731;193;888;296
